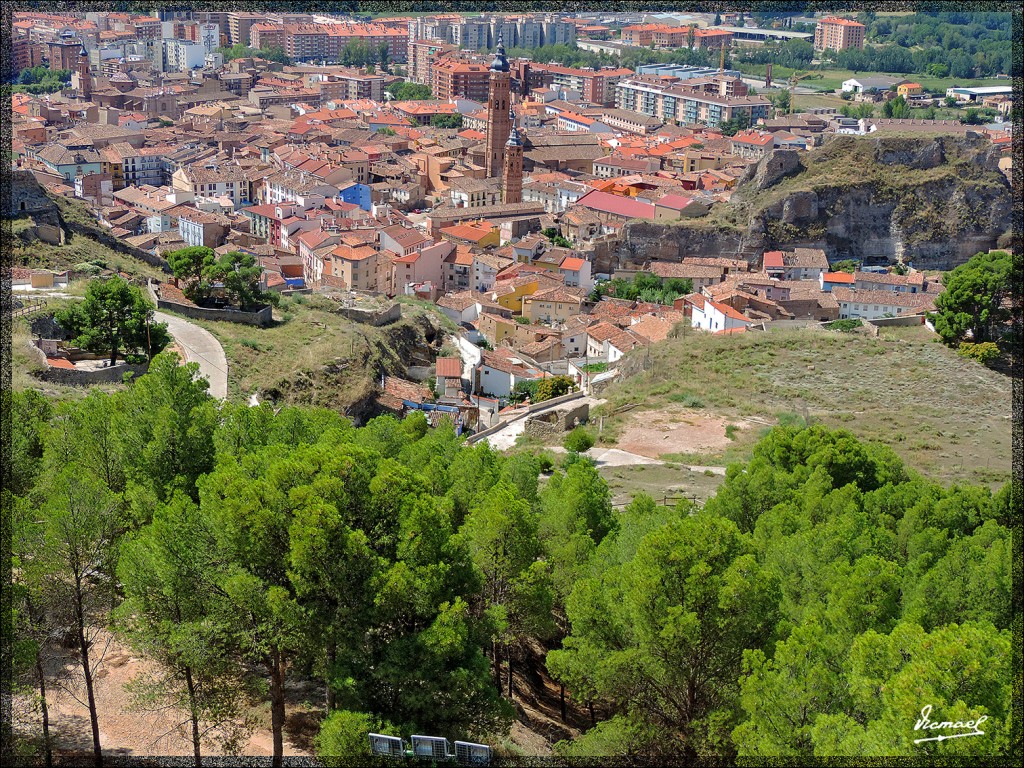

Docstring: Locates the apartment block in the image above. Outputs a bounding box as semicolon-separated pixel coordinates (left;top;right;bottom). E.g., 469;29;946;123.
432;57;492;102
814;17;866;52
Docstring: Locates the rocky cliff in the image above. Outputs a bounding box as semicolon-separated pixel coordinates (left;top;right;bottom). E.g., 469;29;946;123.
618;133;1011;270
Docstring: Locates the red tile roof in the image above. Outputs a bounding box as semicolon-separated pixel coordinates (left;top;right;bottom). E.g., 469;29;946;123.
822;271;855;284
435;357;462;378
655;193;694;210
576;190;656;220
762;251;785;269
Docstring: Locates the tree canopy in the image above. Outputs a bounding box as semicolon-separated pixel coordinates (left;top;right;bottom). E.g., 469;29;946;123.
55;276;169;365
933;250;1011;345
8;362;1011;765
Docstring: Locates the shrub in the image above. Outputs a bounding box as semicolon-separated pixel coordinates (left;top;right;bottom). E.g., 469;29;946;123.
316;710;397;766
537;452;555;474
957;341;1000;366
564;427;595;454
514;316;530;325
669;393;704;408
827;319;863;332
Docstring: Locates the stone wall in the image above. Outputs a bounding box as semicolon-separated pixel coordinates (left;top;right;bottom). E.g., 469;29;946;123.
156;297;274;327
336;302;401;326
34;361;149;386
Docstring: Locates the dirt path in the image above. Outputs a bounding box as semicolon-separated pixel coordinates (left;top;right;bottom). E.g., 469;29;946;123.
14;630;313;761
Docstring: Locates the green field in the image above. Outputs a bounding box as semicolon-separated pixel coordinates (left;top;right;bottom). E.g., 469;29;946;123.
739;62;1007;95
593;324;1012;489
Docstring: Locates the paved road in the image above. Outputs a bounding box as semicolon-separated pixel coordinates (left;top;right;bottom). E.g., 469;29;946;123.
154;311;228;400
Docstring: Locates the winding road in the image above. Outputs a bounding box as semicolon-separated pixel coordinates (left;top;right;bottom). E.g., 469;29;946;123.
154;311;229;399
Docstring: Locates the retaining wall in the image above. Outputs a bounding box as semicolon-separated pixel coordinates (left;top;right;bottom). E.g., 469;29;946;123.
34;360;149;386
156;297;273;327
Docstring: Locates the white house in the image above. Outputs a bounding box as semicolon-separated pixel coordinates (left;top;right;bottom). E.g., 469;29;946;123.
475;349;544;399
831;287;936;320
685;293;751;333
558;255;594;293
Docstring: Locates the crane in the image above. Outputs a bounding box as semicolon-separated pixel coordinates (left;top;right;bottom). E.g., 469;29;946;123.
787;71;813;115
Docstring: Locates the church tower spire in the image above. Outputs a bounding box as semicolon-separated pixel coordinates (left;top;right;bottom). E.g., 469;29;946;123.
484;34;511;179
78;42;92;101
502;105;523;204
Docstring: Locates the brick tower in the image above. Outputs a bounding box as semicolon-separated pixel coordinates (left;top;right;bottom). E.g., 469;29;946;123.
502;106;523;204
78;43;92;101
484;34;511;179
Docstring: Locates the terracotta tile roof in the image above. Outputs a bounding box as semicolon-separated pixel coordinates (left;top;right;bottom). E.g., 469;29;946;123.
576;190;656;220
831;288;937;309
437;291;480;311
435;357;462;378
762;251;785;269
823;271;855;284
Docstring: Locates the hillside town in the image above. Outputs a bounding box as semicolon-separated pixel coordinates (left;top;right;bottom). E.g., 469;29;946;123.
10;9;1012;420
6;7;1016;767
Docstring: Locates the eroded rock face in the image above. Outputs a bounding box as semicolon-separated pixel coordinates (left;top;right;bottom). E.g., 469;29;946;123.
618;135;1010;271
746;149;802;191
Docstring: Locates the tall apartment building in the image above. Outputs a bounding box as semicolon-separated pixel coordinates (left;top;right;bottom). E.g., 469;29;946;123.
407;39;457;86
432;57;491;102
529;64;634;107
228;12;266;46
814;17;866;51
616;75;771;129
48;35;87;71
451;18;490;50
163;38;206;72
250;23;286;51
12;39;45;73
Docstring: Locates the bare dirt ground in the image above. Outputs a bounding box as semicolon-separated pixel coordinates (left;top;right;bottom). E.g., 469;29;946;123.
616;407;755;459
13;630;314;762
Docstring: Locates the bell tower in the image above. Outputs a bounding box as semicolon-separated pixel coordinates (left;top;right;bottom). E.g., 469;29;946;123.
502;107;523;204
484;34;511;179
78;43;92;101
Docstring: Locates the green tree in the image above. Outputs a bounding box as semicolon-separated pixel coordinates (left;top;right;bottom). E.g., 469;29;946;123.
167;246;216;304
116;493;254;766
810;621;1011;756
33;466;122;767
956;341;1001;366
203;251;267;310
460;480;553;695
9;390;53;496
535;375;575;402
114;352;217;504
549;514;779;759
538;460;616;599
316;710;397;765
386;81;432;101
933;250;1011;344
55;277;168;365
431;113;464;129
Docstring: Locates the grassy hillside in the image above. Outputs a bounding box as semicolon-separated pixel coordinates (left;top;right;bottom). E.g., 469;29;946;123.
188;294;456;410
594;324;1011;489
12;195;167;280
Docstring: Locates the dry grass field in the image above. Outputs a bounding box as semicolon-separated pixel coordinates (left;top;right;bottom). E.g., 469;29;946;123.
594;323;1011;489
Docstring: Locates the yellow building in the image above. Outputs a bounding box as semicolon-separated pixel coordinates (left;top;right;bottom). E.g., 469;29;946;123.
897;82;924;97
492;276;543;314
523;286;587;325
